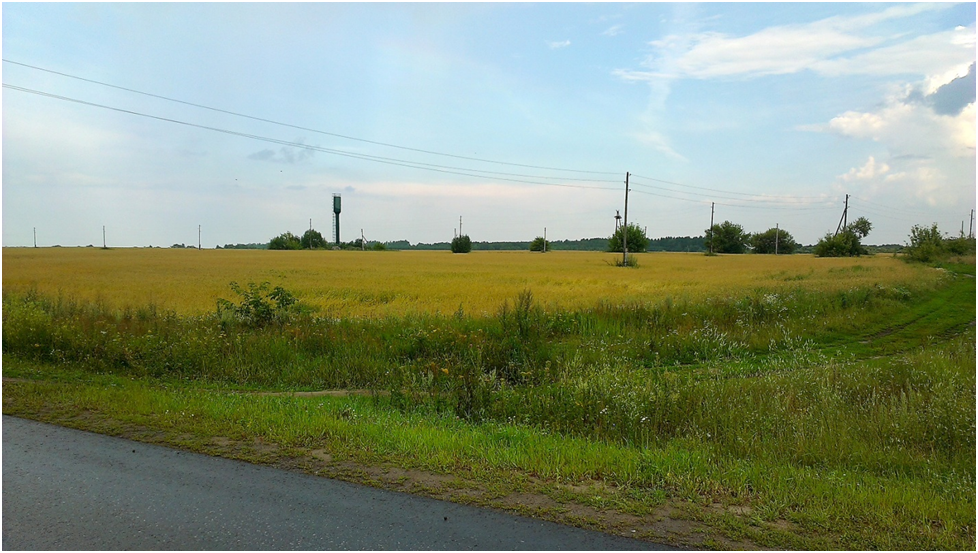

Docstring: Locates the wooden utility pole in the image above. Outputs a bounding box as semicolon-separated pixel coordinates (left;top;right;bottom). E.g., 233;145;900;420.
709;202;715;254
543;227;547;253
198;225;201;250
622;172;630;266
775;223;779;255
835;194;849;236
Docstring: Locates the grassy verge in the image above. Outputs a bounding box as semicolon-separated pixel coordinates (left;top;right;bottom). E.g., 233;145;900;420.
2;264;974;549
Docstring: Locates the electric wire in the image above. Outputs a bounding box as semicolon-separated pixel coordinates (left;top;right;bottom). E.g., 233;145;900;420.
2;83;621;191
630;173;827;201
629;177;837;206
2;58;621;176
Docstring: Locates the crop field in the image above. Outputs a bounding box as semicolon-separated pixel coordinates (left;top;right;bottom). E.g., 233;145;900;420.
0;247;941;317
2;247;975;550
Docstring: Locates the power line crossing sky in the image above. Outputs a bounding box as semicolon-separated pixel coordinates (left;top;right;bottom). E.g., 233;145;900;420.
2;3;975;247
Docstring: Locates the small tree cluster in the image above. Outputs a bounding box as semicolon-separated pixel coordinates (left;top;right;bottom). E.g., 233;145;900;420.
904;223;976;262
608;223;650;253
751;227;799;254
269;229;328;250
814;217;872;257
529;236;549;252
704;221;748;254
451;235;472;253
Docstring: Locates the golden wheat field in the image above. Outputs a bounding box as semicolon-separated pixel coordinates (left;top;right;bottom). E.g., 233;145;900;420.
2;247;941;318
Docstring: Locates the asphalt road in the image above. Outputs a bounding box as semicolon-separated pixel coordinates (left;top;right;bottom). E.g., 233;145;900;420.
2;416;670;550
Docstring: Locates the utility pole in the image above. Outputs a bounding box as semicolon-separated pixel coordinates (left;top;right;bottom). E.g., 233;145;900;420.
361;229;365;251
622;172;630;266
198;225;201;250
459;216;463;237
33;227;37;248
775;223;779;255
310;218;313;231
835;194;849;236
709;202;715;254
970;209;975;239
543;227;547;253
102;226;106;249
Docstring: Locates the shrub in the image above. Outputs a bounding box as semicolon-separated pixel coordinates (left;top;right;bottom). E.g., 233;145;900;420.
529;236;549;252
705;221;749;254
905;223;977;262
751;227;798;254
608;223;649;253
814;217;872;257
451;235;472;253
216;281;299;327
300;229;327;249
268;232;301;250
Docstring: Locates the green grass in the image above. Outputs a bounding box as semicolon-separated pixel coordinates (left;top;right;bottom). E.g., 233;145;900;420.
2;264;974;549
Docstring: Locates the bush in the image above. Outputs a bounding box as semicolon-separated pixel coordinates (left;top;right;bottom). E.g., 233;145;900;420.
751;227;798;254
905;223;976;262
216;281;299;327
451;235;472;253
608;223;649;253
268;232;301;250
705;221;749;254
814;217;872;257
300;229;327;249
529;236;549;252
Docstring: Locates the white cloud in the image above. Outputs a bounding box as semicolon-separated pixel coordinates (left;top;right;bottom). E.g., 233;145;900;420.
840;156;890;183
547;40;571;50
617;3;966;82
602;25;623;37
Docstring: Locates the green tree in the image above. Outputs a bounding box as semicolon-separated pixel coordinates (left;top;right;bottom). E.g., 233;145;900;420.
300;229;326;249
751;227;798;254
705;221;749;254
529;236;549;252
451;234;472;253
814;217;872;257
268;232;301;250
608;223;649;253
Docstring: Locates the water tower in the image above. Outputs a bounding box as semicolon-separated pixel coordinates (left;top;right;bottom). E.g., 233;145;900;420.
332;194;342;245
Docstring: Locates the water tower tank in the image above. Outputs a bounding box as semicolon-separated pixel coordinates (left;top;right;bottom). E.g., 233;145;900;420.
332;194;341;245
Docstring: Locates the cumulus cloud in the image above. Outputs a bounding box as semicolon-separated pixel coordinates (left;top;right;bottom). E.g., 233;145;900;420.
926;62;976;116
547;40;571;49
602;25;624;37
840;156;890;183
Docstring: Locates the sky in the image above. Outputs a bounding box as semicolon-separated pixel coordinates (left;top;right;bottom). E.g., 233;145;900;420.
2;2;975;247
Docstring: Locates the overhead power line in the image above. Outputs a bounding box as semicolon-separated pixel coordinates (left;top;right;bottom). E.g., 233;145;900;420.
630;173;827;201
2;58;621;176
2;83;620;191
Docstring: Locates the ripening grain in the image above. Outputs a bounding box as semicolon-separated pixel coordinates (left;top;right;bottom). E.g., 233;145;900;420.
1;247;942;317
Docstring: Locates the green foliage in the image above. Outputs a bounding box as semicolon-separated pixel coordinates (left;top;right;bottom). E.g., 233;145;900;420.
905;223;976;263
451;234;472;253
371;242;388;251
529;236;549;252
300;229;327;249
216;281;299;328
268;232;301;250
3;265;974;551
814;217;873;257
705;221;749;254
751;227;798;254
607;223;649;253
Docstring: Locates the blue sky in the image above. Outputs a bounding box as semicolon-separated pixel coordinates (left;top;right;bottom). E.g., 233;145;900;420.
3;2;975;247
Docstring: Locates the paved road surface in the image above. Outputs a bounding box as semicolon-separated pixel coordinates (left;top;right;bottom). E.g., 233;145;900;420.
3;416;670;550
